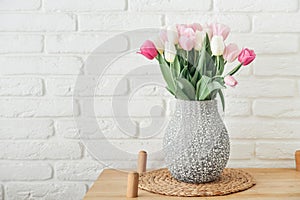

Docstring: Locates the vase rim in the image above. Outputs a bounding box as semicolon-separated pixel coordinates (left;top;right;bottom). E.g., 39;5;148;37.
175;98;217;103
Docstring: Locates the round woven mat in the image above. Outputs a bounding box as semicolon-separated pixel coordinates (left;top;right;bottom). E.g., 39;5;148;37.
139;168;256;197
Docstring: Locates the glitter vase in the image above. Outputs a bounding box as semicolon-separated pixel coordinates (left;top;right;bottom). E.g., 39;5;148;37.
163;99;230;183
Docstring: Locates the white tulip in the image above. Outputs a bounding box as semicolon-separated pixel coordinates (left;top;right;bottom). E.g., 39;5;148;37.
166;25;179;44
194;31;205;51
210;36;225;56
152;36;164;55
164;41;176;63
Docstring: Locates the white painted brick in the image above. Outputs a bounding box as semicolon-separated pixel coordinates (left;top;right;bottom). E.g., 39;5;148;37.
96;76;129;96
166;14;251;32
132;85;171;97
0;0;40;10
79;13;162;31
224;78;296;98
6;183;86;200
256;142;300;159
230;141;254;159
82;98;165;117
253;99;300;118
228;34;299;54
137;117;169;139
45;0;125;11
46;34;128;53
214;0;298;12
102;54;160;75
56;161;103;181
0;56;83;75
226;118;300;139
0;141;82;159
0;35;43;53
56;120;80;139
254;14;300;32
0;99;76;117
254;55;300;76
0;119;53;139
88;139;164;161
227;160;295;168
0;78;43;96
56;118;135;139
0;13;75;31
129;0;211;11
223;61;252;76
225;98;251;116
129;75;171;97
46;76;128;96
0;163;52;180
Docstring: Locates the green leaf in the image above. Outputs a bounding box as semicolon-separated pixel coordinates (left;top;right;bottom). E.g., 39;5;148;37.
202;33;212;55
175;88;190;100
158;54;176;94
195;79;201;100
218;89;225;111
174;56;181;77
196;49;216;78
179;66;188;78
197;75;211;100
207;80;226;93
191;71;199;87
176;78;196;100
217;56;225;76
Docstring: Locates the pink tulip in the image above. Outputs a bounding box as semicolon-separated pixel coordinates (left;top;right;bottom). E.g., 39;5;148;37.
178;27;196;51
223;43;240;63
159;29;168;43
176;24;187;36
182;27;196;38
189;23;202;32
210;23;230;40
179;36;194;51
224;76;238;87
137;40;158;60
238;48;256;66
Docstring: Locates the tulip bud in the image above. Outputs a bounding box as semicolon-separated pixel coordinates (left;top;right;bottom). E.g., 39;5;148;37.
137;40;158;60
194;31;205;51
152;36;164;55
164;41;176;63
167;25;179;44
210;36;225;56
211;23;230;40
223;43;240;63
224;76;238;87
238;48;256;66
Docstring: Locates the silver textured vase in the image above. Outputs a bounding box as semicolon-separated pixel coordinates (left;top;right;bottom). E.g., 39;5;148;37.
163;99;230;183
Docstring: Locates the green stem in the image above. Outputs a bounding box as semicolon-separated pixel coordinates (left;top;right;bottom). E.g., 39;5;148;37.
227;63;243;76
186;51;189;68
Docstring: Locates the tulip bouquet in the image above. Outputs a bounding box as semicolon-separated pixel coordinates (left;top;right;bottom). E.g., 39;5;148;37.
138;23;256;110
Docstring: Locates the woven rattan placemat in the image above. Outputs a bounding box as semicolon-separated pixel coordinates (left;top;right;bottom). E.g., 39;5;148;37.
139;168;256;197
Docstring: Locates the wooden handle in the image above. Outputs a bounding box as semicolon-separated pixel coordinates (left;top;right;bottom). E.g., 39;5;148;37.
296;150;300;171
137;150;147;174
126;171;139;198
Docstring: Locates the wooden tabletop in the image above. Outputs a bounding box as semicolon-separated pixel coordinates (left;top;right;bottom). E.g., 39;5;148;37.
84;168;300;199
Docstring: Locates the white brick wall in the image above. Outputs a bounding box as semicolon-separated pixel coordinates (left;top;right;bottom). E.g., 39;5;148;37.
0;0;299;199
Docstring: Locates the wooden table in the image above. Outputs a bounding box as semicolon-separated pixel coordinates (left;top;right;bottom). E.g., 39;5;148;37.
84;168;300;200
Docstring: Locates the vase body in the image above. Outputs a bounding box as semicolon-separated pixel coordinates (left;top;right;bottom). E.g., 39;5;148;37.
163;99;230;183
